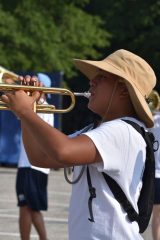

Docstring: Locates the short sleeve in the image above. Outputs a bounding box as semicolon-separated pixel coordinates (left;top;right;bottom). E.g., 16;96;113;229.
83;120;133;175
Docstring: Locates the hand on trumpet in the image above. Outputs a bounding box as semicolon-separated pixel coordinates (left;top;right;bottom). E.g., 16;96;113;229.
1;75;42;118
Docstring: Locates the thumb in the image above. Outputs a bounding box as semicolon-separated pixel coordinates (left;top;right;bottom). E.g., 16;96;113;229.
1;94;10;104
32;91;41;101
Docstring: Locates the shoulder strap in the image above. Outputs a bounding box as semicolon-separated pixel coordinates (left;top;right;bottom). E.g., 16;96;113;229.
87;166;96;222
86;119;156;228
102;119;155;232
102;172;139;219
86;120;142;223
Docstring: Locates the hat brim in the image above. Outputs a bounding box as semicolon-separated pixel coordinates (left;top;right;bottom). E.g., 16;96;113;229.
126;82;153;128
74;59;154;128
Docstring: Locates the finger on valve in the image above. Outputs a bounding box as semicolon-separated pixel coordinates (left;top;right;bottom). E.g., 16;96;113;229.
24;75;32;86
18;75;37;86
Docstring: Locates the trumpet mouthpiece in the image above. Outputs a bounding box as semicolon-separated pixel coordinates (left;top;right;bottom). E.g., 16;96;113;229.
74;92;91;98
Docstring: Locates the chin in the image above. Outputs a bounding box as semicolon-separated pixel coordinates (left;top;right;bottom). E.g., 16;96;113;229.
88;104;99;115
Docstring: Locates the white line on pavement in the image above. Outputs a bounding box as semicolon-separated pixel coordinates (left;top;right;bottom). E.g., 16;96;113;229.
0;213;68;223
0;231;38;238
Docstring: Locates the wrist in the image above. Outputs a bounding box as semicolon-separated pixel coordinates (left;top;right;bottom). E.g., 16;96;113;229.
17;107;35;120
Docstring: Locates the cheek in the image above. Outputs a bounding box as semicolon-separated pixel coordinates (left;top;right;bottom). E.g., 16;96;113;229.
88;80;111;113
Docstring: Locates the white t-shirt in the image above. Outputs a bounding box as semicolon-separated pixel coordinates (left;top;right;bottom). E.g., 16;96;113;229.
68;117;146;240
149;111;160;178
18;110;54;174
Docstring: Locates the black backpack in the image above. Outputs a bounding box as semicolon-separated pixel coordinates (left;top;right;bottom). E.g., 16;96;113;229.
87;120;158;233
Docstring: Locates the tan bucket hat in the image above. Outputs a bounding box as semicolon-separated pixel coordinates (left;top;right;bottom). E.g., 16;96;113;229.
74;49;156;128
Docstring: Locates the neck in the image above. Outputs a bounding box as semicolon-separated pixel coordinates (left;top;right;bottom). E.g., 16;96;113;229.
102;100;138;122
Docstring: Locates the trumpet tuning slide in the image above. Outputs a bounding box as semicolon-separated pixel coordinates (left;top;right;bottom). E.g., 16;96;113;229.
0;66;19;83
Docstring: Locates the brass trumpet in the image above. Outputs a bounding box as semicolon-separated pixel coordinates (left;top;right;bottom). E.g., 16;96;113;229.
0;66;90;113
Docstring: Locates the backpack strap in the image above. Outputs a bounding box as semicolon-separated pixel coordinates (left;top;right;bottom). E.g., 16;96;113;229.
102;172;139;221
86;120;101;222
102;119;156;232
86;119;156;231
86;120;140;223
87;166;96;222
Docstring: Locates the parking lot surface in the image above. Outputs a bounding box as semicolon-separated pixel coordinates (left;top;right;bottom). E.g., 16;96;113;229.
0;167;153;240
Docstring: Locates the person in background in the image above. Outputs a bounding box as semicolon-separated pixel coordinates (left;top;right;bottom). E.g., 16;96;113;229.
150;91;160;240
2;49;156;239
16;73;54;240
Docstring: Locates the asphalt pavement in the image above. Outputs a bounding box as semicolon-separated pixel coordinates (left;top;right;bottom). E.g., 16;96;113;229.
0;167;153;240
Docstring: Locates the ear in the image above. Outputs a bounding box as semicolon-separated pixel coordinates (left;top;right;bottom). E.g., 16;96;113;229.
119;83;129;98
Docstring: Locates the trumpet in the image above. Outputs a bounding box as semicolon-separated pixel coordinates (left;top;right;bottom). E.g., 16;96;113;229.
0;66;90;113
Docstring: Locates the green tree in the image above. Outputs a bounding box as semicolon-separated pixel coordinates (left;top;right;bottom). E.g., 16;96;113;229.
0;0;110;78
86;0;160;82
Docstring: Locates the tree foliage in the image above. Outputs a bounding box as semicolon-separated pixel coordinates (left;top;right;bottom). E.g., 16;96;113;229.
2;0;160;81
0;0;110;78
1;0;160;132
86;0;160;81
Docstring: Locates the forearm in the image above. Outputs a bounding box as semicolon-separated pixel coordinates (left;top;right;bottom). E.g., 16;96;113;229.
20;110;74;168
20;109;100;166
21;123;62;169
1;86;99;166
